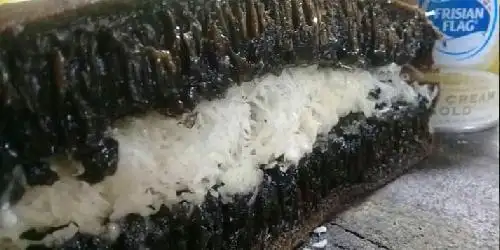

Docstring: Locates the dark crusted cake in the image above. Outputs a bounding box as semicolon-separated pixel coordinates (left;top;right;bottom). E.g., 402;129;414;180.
0;0;440;249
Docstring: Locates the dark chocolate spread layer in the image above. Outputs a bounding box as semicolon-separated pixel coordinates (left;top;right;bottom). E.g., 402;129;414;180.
0;0;437;190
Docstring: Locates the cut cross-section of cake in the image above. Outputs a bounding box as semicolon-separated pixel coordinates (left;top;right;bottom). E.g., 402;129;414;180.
0;0;440;249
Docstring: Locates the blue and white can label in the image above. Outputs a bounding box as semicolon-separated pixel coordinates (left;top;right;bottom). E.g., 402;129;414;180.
419;0;499;66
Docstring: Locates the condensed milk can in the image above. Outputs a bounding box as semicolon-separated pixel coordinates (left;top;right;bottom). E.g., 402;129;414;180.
419;0;500;132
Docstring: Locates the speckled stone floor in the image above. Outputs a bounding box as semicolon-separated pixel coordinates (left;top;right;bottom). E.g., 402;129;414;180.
305;126;499;250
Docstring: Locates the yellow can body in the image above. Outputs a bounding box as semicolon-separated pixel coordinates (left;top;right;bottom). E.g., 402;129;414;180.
420;0;499;132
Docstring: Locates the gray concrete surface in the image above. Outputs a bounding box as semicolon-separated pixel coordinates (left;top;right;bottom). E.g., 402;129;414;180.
306;126;499;250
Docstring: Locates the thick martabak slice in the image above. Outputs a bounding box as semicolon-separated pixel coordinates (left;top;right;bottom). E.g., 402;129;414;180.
0;0;439;249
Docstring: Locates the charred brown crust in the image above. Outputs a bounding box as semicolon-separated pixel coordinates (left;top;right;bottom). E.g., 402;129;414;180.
0;0;438;234
0;1;441;248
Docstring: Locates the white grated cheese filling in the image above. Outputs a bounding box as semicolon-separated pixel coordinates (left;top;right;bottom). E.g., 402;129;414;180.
0;64;437;246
